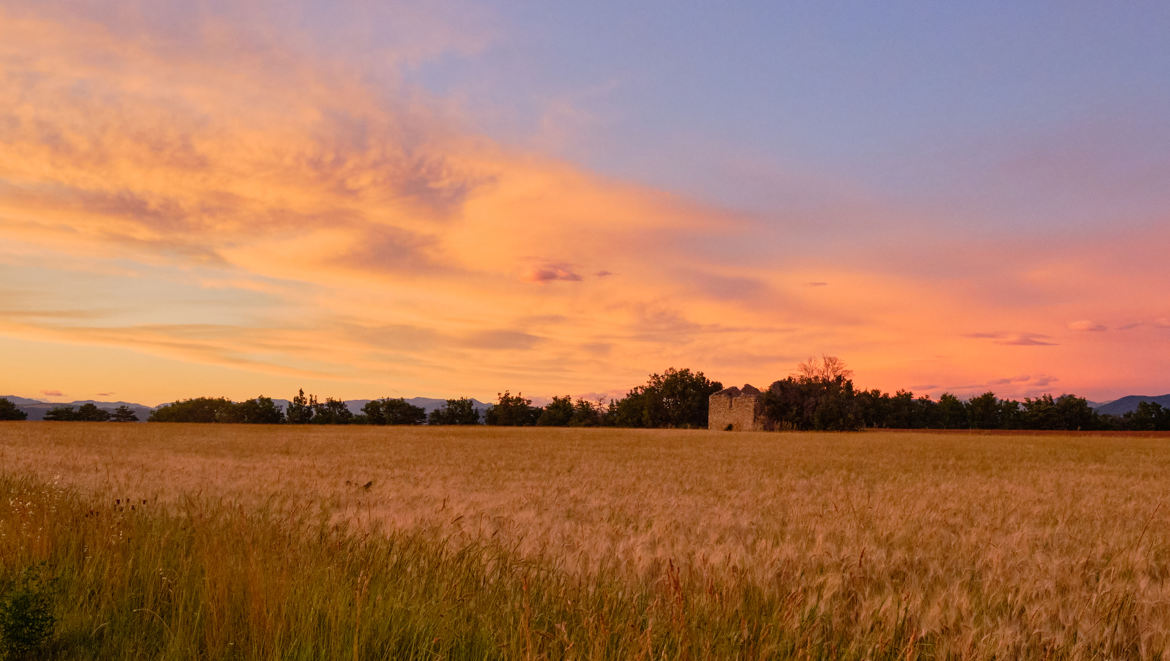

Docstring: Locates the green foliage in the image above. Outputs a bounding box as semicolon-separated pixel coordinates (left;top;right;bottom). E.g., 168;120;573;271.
965;392;1001;429
0;400;27;422
1123;401;1170;431
110;406;139;423
536;396;606;427
232;396;285;424
311;397;353;425
936;394;967;429
850;384;1115;431
149;397;284;424
428;398;480;425
149;397;236;423
384;398;427;425
75;403;111;422
1053;394;1096;431
0;565;56;660
41;406;77;422
761;357;861;431
42;403;113;422
360;400;386;425
485;391;539;426
763;375;861;431
361;398;428;425
536;396;573;426
608;368;722;428
568;398;604;427
285;389;315;424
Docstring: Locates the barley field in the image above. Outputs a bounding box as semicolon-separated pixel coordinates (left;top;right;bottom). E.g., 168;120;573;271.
2;423;1170;659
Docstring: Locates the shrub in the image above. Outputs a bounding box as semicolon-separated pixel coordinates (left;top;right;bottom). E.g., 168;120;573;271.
0;565;56;660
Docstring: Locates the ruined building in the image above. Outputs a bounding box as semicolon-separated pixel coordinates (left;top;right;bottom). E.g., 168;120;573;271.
708;384;769;431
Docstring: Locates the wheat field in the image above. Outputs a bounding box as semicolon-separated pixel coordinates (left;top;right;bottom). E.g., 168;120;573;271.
2;422;1170;658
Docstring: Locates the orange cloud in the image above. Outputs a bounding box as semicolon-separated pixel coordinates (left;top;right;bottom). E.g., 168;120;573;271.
2;5;1169;404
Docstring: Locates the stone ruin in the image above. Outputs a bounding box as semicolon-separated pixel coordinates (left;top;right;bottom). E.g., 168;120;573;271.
708;384;769;431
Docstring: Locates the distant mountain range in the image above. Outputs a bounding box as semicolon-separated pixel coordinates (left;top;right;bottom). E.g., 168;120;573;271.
1;395;489;421
1093;394;1170;417
2;393;1166;421
3;397;156;422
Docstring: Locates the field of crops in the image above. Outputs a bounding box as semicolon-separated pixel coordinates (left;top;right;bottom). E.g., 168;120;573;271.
3;423;1170;659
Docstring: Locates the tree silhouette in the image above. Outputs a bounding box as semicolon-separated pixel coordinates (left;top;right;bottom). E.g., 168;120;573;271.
486;391;539;426
0;398;27;421
428;398;480;425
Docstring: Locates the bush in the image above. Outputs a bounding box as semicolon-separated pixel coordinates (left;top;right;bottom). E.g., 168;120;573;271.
0;565;56;659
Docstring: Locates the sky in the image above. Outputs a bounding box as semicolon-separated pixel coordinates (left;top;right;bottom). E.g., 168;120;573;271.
2;1;1169;405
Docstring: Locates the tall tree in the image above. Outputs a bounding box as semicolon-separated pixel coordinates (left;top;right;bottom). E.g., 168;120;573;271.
1053;394;1096;431
312;397;353;425
148;398;235;423
75;403;112;422
569;398;605;427
384;398;427;425
965;392;1001;429
536;395;574;426
1125;402;1170;431
361;400;387;425
43;406;77;421
485;391;539;426
286;389;315;424
234;396;284;424
763;357;860;431
1021;395;1059;430
998;398;1024;429
796;355;854;382
361;398;425;425
936;393;967;429
608;368;723;428
428;398;480;425
110;405;139;422
0;398;28;421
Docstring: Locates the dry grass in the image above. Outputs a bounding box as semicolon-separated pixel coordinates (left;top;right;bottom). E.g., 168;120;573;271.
3;422;1170;658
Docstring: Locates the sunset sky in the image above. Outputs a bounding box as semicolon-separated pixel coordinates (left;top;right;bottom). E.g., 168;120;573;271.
2;1;1169;405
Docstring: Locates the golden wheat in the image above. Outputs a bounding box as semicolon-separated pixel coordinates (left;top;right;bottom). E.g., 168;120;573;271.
3;422;1170;657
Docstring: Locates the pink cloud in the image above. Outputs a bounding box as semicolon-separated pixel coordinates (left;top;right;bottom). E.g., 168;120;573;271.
1068;320;1106;332
965;332;1057;346
523;265;582;283
1;3;1168;406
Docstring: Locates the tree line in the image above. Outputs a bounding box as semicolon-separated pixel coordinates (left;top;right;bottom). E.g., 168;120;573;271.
760;356;1170;432
1;359;1167;431
0;400;140;422
132;368;725;428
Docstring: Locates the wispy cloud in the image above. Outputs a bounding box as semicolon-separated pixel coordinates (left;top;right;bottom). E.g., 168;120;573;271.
965;332;1057;347
1;3;1168;403
523;265;583;283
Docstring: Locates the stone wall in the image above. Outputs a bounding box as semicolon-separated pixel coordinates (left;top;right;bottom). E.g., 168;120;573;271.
708;384;767;431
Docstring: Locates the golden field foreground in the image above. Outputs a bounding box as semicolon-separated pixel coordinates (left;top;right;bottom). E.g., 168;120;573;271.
3;423;1170;659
